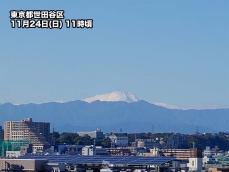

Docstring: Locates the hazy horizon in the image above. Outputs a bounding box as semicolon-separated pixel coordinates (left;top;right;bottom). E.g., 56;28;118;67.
1;90;229;110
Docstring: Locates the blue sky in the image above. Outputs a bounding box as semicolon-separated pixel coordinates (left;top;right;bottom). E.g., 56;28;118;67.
0;1;228;107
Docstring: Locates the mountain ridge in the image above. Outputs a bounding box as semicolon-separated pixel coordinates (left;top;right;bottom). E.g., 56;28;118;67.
0;99;229;133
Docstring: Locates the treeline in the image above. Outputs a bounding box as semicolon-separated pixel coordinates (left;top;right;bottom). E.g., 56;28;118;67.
51;132;111;148
128;132;229;150
183;133;229;150
51;132;229;151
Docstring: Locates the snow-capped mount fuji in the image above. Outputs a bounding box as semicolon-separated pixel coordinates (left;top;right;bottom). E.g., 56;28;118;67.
83;91;140;103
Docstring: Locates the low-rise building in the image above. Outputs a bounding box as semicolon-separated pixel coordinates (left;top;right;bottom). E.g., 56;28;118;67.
160;148;202;161
0;159;47;171
204;146;219;157
135;139;161;149
108;133;128;147
187;157;203;171
208;167;229;172
77;129;104;140
82;146;108;156
106;148;131;156
141;148;161;157
5;151;21;158
57;144;84;155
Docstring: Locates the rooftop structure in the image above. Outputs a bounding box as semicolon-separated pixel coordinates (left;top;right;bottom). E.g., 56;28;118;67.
0;155;177;171
22;154;176;168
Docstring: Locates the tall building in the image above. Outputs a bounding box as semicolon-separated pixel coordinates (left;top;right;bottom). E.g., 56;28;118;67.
4;118;50;152
0;126;3;141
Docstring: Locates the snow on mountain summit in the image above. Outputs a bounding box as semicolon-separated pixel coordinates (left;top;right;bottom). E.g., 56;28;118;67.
83;91;139;103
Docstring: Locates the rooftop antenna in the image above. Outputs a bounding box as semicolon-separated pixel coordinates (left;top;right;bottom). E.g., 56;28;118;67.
151;124;154;141
192;141;196;149
94;138;96;147
151;124;154;133
93;139;96;155
52;125;55;146
195;126;199;134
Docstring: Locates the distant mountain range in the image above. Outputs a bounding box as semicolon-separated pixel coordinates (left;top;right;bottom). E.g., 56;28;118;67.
0;91;229;133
